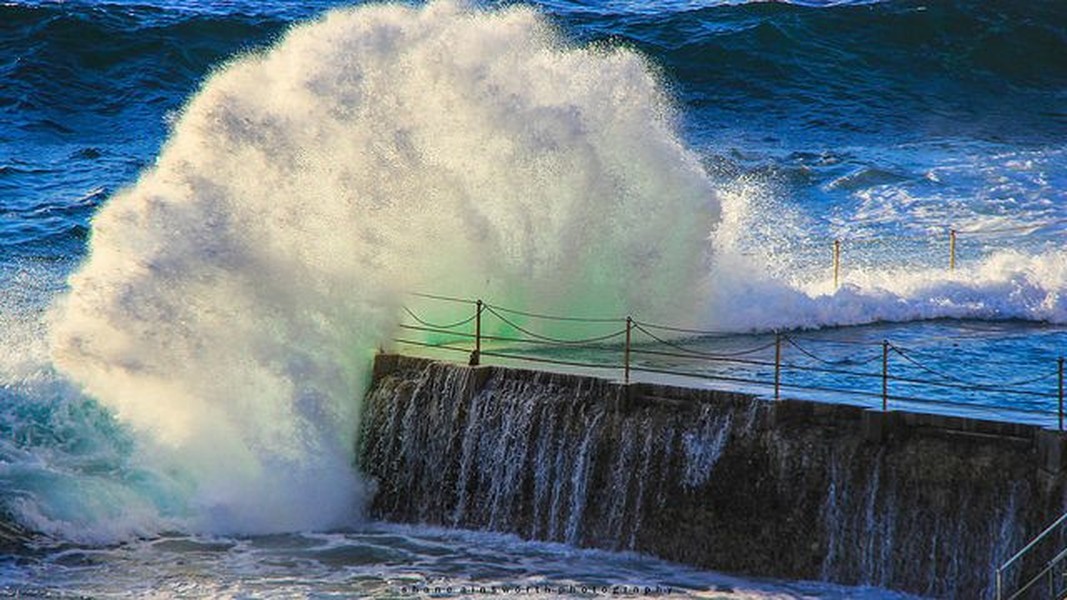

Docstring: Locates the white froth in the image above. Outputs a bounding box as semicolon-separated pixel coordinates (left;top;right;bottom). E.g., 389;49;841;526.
48;0;717;538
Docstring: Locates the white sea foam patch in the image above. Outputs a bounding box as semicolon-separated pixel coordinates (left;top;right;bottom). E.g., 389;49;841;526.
703;249;1067;332
704;180;1067;332
49;1;717;538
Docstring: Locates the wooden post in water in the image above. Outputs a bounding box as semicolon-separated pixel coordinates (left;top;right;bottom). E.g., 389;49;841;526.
949;229;957;272
833;240;841;289
469;299;483;366
624;316;633;384
774;332;782;401
882;340;890;412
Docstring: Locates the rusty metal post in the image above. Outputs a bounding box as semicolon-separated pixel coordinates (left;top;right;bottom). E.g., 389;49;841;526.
469;299;483;366
882;340;890;412
833;239;841;289
774;332;782;401
624;316;632;384
949;229;957;272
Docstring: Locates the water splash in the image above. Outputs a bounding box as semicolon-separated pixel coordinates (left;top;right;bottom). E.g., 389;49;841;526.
46;0;717;539
25;0;1064;546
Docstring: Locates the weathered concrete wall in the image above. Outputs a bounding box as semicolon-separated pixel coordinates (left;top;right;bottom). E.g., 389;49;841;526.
358;354;1067;599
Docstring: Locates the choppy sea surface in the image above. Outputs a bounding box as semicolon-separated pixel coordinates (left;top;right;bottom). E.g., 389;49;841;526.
1;0;1064;596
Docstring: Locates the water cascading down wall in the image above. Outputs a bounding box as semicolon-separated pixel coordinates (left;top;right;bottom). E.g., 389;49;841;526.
359;354;1067;599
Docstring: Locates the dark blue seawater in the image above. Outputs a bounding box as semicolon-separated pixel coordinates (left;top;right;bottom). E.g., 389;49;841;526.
1;1;311;259
0;0;1064;597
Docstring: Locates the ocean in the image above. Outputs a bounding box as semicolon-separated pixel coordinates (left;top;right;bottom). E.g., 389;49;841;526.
0;0;1064;597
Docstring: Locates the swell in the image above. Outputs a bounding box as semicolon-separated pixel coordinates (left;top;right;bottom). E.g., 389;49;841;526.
562;0;1067;143
0;4;289;256
0;4;286;141
11;0;1065;123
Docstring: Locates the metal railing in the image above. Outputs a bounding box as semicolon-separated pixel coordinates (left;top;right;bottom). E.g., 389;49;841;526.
391;292;1067;429
997;510;1067;600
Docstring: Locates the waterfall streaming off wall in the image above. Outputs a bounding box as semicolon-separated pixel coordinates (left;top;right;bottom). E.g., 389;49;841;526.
361;356;1067;598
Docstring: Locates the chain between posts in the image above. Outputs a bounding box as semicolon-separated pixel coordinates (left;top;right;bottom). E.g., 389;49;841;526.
834;230;959;287
401;294;1066;426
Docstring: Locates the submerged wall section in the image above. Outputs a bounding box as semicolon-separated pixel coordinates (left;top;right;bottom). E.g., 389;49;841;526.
358;354;1067;598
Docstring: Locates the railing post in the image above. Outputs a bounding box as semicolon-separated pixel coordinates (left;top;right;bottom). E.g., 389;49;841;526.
995;567;1003;600
624;316;632;384
949;228;957;272
469;299;483;366
882;340;889;412
774;332;782;401
833;239;841;289
1059;357;1064;432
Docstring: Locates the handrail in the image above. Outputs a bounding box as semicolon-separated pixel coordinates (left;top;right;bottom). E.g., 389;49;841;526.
395;332;1060;416
394;296;1067;428
997;509;1067;600
1001;511;1067;574
1004;545;1067;600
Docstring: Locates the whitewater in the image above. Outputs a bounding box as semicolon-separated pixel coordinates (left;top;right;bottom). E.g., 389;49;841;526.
0;0;1064;597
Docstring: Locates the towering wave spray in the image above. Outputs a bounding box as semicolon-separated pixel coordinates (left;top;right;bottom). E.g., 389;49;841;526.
48;1;718;536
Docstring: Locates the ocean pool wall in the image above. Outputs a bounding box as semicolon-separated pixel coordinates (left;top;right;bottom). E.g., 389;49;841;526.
358;354;1067;598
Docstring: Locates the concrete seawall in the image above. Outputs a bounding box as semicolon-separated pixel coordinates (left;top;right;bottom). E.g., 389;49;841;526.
358;354;1067;598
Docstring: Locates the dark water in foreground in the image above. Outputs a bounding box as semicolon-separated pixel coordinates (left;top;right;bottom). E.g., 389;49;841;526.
2;525;921;599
